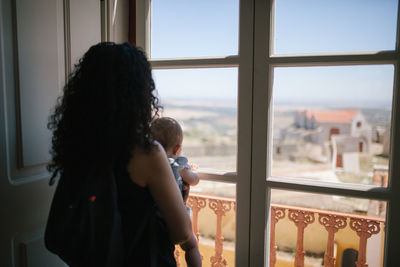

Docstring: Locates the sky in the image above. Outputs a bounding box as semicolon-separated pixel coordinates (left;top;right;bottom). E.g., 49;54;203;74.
151;0;398;107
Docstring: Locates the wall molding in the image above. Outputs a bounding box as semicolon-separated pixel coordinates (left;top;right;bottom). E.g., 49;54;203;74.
3;0;66;185
12;228;66;267
10;0;23;169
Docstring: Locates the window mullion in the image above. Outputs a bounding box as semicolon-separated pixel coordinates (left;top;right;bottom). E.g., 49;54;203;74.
150;56;240;69
267;177;391;200
269;52;399;66
235;0;256;265
249;0;272;266
384;62;400;266
197;172;237;183
378;3;400;265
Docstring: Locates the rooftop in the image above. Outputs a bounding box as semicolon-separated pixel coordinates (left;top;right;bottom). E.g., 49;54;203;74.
305;109;360;123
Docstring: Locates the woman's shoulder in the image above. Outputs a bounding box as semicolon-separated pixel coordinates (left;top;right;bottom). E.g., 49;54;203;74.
127;141;168;186
132;141;165;162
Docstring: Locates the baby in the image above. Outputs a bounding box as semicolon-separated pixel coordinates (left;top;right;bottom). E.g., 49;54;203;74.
151;117;200;208
151;117;201;266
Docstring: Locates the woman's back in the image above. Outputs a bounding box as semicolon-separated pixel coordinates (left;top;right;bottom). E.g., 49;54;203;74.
115;164;176;266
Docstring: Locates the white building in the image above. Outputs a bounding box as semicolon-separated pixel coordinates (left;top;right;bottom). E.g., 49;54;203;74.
293;109;372;169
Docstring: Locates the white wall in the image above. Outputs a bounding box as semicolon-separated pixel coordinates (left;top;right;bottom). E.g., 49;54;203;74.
0;0;119;265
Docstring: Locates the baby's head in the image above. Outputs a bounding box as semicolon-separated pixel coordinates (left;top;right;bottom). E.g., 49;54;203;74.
151;117;183;158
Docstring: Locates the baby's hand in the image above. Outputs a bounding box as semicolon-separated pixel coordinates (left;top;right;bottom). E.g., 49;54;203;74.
189;163;199;172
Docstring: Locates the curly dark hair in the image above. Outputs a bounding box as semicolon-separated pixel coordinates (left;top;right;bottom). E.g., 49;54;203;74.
47;42;161;184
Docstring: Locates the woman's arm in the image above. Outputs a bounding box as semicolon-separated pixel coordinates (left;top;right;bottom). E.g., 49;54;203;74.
127;142;193;244
181;233;202;267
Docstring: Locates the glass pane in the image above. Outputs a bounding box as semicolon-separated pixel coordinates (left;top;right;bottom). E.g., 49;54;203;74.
273;0;398;55
151;0;239;58
176;181;236;267
191;180;236;198
153;68;237;172
271;65;393;187
269;189;386;267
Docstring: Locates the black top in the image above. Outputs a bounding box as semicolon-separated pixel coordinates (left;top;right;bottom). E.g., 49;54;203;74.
115;167;177;267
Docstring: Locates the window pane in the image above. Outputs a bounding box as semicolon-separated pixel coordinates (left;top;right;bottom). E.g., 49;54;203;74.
273;0;398;55
268;189;386;267
191;180;236;198
177;181;236;267
151;0;239;59
271;65;393;187
153;68;237;172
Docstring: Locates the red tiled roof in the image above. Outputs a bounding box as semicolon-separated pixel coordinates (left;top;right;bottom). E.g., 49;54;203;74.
305;109;360;123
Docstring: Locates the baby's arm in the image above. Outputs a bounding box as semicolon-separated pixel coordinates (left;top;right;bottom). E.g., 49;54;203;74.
179;167;200;186
180;233;202;267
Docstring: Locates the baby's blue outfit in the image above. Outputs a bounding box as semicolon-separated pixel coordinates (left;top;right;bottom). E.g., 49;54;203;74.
169;156;190;192
169;156;191;215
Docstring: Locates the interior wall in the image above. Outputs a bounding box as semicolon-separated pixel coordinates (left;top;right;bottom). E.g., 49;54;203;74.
0;0;123;265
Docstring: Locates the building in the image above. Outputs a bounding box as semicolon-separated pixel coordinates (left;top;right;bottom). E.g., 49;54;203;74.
295;109;371;150
291;109;371;169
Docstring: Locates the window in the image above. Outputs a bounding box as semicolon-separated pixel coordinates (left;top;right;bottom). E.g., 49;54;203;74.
138;0;245;265
137;0;400;266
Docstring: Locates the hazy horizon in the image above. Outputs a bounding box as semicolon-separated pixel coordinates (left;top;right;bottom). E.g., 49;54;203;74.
159;96;392;109
151;1;397;110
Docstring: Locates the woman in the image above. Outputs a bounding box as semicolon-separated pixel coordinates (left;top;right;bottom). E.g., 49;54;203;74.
47;42;201;266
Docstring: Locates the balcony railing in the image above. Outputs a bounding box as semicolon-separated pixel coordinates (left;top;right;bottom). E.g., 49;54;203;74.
175;193;385;267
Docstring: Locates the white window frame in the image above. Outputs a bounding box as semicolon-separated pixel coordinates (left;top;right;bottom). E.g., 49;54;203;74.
251;0;400;266
137;0;400;266
136;1;254;265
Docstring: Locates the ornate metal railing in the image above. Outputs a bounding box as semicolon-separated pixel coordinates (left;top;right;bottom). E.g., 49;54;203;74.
174;193;385;267
270;204;384;267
